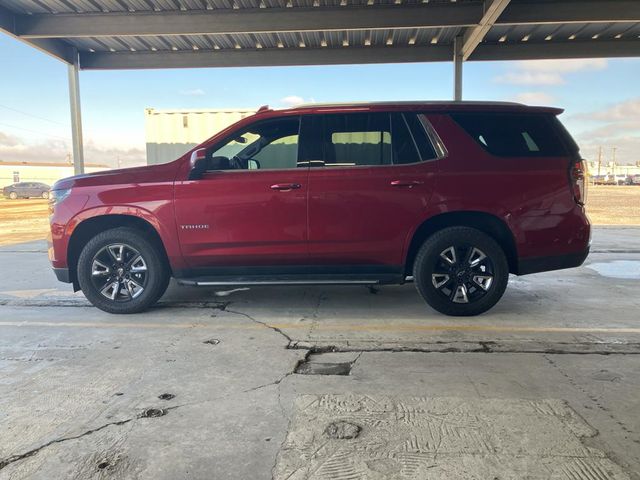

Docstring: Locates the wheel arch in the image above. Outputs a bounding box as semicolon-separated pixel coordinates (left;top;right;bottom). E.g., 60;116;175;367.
404;211;518;275
67;214;171;290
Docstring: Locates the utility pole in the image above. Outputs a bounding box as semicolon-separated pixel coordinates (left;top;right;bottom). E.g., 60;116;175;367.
612;147;617;184
597;146;602;183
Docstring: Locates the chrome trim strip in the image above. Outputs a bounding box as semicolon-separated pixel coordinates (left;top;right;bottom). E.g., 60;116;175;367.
417;114;449;160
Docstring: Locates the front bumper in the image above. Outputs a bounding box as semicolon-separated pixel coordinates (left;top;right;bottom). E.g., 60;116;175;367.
517;248;590;276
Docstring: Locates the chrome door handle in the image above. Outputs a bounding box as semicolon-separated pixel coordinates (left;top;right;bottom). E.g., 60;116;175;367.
270;183;301;191
390;180;423;188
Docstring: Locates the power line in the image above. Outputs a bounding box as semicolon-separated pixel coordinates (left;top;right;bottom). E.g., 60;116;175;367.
0;121;71;142
0;103;69;128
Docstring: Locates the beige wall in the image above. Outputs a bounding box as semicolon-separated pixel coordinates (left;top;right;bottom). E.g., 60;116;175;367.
145;108;256;165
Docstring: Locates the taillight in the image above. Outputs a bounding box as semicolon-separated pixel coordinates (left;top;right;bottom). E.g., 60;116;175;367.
570;159;587;205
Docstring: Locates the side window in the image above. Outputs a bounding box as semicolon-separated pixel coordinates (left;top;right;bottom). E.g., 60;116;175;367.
322;113;392;167
451;113;569;157
404;113;439;161
318;112;439;167
252;134;299;170
390;113;423;165
208;116;301;170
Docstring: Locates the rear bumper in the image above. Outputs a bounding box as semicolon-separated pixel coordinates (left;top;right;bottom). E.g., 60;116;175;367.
53;267;71;283
517;248;590;275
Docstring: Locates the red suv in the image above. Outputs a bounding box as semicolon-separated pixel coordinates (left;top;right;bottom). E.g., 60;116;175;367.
48;102;590;316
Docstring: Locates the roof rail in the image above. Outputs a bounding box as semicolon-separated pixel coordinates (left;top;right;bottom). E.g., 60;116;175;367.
289;100;526;109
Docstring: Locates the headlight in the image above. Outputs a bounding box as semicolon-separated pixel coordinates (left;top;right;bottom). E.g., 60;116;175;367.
48;189;71;214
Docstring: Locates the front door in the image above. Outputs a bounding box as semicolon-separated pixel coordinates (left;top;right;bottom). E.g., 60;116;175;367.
307;112;440;268
174;115;309;273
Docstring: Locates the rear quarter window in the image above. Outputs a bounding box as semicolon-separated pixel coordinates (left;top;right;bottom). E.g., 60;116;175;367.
451;113;572;157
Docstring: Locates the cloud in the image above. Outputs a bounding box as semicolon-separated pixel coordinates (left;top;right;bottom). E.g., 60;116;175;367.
576;122;638;140
179;88;206;96
279;95;312;107
514;59;607;74
0;131;21;147
576;134;640;166
497;72;565;86
584;98;640;122
510;92;556;105
495;59;608;86
567;98;640;165
0;131;145;167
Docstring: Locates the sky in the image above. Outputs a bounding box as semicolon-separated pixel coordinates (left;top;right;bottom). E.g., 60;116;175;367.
0;33;639;168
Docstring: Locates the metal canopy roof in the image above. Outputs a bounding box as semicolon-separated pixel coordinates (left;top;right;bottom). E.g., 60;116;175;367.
1;0;639;70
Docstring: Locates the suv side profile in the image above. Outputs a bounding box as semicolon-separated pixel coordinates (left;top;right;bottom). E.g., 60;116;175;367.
48;102;590;316
4;182;50;199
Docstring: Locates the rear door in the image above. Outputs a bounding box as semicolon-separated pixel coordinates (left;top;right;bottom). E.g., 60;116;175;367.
306;111;441;268
174;115;310;272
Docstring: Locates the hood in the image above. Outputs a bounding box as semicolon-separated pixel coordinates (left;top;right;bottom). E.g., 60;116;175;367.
52;161;181;190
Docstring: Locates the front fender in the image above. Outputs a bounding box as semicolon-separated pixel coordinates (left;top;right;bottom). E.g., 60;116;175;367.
64;204;185;271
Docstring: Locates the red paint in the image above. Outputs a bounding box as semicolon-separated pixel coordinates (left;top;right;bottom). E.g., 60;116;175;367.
49;102;590;281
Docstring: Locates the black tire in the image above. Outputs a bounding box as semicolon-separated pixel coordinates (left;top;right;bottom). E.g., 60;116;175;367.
413;226;509;316
77;227;170;314
9;192;17;200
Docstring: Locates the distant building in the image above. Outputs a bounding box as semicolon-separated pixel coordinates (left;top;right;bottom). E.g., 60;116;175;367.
0;161;110;187
145;108;256;165
587;162;640;177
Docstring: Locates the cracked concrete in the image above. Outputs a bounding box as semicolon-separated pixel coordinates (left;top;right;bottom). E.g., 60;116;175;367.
0;227;639;478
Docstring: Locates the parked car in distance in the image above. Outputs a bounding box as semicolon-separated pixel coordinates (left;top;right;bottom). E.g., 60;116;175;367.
591;174;627;186
48;101;590;316
626;174;640;185
590;175;609;185
613;175;628;185
3;182;50;199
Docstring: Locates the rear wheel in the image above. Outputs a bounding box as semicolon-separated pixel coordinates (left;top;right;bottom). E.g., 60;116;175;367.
9;192;17;200
77;227;170;314
413;227;509;316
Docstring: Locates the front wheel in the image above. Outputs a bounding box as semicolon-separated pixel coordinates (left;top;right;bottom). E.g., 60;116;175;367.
413;227;509;316
9;192;17;200
41;191;49;199
77;227;170;314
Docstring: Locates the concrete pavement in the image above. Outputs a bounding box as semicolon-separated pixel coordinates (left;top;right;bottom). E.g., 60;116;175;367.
0;227;639;479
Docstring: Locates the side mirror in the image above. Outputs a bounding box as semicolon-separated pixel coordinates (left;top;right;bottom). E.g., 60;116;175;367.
188;148;208;180
189;149;232;181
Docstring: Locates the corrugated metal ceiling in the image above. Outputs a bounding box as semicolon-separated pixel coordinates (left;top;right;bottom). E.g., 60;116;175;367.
56;22;640;54
1;0;476;14
1;0;638;65
64;26;465;52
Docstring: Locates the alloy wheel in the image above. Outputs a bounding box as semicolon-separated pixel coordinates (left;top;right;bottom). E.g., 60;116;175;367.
431;245;494;304
90;243;148;302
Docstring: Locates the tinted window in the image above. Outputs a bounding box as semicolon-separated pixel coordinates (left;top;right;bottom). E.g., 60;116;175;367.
391;113;435;164
404;113;438;161
451;113;569;157
323;113;392;167
318;113;437;167
209;117;300;170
